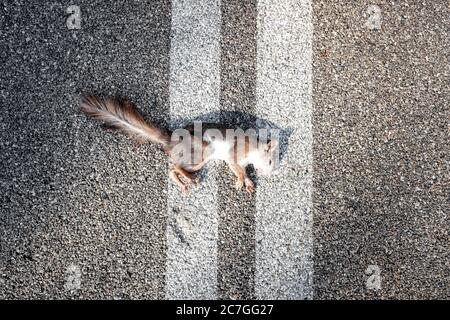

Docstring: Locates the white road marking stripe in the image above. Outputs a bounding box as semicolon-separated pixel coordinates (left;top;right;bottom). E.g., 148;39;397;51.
165;0;221;299
255;0;313;299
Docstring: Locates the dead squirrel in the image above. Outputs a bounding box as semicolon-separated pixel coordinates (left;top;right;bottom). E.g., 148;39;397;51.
81;96;278;194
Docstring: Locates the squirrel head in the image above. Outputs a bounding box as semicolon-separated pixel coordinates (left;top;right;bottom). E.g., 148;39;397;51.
252;139;278;176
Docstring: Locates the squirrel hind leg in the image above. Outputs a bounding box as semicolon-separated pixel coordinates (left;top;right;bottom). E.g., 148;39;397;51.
175;166;198;185
169;168;188;194
169;166;198;193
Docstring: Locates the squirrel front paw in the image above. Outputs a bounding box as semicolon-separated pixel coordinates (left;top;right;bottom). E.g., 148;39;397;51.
244;177;254;194
235;179;244;190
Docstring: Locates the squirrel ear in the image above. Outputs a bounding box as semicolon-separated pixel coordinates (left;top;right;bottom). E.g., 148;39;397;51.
266;140;278;153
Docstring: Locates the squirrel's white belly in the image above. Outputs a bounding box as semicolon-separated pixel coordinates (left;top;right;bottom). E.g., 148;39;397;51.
210;140;232;162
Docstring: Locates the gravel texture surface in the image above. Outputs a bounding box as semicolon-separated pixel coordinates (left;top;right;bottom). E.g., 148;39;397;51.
0;0;448;299
217;0;258;300
0;0;171;299
313;0;449;299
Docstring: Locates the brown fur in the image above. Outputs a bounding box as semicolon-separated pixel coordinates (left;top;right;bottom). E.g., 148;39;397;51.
81;96;277;194
80;96;170;146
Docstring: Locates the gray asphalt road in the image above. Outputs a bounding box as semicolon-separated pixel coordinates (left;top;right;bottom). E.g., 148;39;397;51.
313;0;449;299
0;0;448;299
0;0;171;299
217;0;257;300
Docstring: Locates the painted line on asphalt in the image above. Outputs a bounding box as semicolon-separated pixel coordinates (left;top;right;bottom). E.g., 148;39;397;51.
254;0;314;299
165;0;221;299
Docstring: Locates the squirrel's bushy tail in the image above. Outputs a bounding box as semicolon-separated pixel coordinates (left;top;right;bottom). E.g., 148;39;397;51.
81;96;170;147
